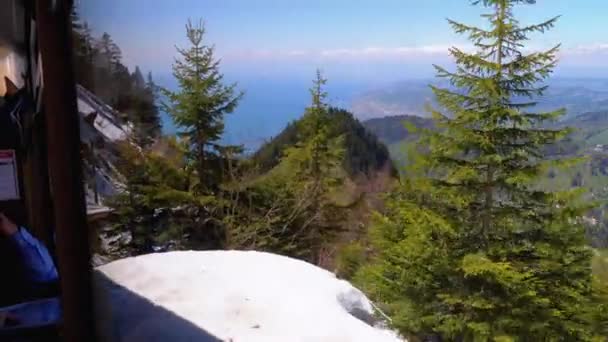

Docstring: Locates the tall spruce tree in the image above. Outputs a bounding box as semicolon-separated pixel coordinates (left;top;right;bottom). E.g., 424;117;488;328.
127;71;162;147
95;32;122;73
357;1;601;340
286;70;343;202
132;66;146;89
161;19;243;193
70;8;96;89
280;70;346;263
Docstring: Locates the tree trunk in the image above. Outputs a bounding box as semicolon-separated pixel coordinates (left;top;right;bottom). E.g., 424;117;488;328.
198;141;206;192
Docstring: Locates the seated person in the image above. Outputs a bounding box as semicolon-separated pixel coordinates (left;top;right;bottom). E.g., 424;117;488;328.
0;212;61;329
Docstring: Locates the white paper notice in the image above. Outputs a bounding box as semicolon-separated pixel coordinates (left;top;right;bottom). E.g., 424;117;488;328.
0;149;20;201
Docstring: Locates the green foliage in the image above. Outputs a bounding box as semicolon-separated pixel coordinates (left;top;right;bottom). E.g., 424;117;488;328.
335;242;366;280
221;71;351;264
590;250;608;338
71;8;95;88
357;1;602;340
278;70;346;262
254;107;393;177
364;115;435;146
253;121;300;171
160;19;243;193
221;166;325;260
221;149;347;264
102;26;358;267
363;115;436;171
335;109;395;177
106;138;226;257
128;71;163;147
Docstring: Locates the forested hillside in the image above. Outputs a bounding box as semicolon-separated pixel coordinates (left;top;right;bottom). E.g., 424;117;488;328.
71;9;161;147
363;114;434;145
363;115;434;170
561;111;608;150
254;107;394;177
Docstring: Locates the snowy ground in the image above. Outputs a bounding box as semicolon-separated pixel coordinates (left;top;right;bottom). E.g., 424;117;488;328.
93;250;404;342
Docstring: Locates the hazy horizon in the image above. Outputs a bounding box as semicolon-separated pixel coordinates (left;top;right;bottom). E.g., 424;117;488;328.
77;0;608;148
80;0;608;80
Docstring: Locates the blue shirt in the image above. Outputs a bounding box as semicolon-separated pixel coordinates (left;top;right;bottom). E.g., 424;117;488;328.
9;227;59;283
1;227;61;328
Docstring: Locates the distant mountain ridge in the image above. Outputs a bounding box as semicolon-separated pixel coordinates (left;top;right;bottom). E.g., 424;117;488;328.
563;110;608;130
362;110;608;173
362;115;434;169
363;114;434;146
352;78;608;120
559;110;608;152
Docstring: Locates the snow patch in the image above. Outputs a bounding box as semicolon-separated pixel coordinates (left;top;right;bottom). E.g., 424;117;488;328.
77;85;130;142
94;250;404;342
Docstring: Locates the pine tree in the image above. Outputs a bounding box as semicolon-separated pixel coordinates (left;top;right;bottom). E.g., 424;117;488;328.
285;71;338;198
89;32;129;107
70;8;96;89
219;71;348;264
95;32;122;72
106;141;156;256
128;71;162;147
107;136;225;257
357;1;601;340
280;70;346;263
161;19;243;194
143;72;162;139
132;66;146;90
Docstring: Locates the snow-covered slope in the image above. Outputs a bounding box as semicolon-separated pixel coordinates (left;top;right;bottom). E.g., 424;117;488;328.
93;250;404;342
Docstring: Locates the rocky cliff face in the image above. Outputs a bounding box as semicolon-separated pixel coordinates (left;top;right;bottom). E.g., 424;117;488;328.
77;85;135;264
77;84;131;207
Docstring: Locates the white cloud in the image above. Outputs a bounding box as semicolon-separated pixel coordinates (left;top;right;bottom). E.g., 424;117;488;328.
127;42;608;74
554;43;608;68
221;43;608;63
319;45;457;58
221;44;473;63
565;43;608;55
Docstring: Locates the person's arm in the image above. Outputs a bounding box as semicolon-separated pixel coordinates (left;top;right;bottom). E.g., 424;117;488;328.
0;213;58;284
10;228;59;283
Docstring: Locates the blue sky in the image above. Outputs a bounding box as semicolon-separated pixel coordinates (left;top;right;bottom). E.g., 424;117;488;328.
79;0;608;81
78;0;608;146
